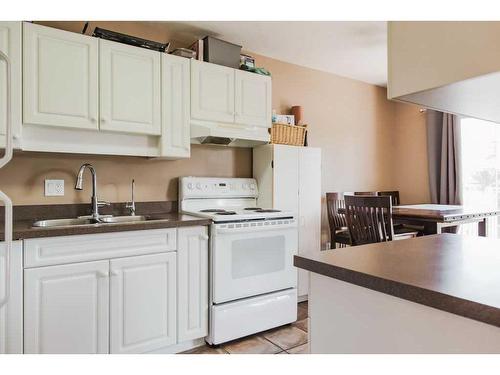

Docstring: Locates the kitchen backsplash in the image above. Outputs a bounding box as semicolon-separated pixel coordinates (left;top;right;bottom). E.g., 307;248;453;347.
0;145;252;206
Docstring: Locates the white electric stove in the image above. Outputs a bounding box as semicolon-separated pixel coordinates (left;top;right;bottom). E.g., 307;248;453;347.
179;177;298;345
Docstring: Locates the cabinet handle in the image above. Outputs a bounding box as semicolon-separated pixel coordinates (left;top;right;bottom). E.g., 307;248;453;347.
97;271;109;278
101;118;106;123
110;270;120;277
90;117;97;123
199;234;209;241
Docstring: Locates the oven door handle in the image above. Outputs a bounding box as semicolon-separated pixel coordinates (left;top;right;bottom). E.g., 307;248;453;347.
215;224;297;234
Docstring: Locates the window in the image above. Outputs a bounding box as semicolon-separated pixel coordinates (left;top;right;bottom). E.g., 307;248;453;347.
460;117;500;237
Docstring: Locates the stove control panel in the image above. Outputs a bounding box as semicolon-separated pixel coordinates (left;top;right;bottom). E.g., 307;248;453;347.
180;177;258;199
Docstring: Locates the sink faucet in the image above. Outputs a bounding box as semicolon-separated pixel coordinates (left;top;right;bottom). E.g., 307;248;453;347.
125;179;136;216
75;163;110;222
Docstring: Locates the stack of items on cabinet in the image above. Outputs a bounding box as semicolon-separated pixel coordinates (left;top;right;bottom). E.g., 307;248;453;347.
270;106;308;146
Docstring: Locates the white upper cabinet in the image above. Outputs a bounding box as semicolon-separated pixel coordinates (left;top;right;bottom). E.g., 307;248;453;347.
177;226;209;342
24;260;110;354
109;253;177;354
235;70;271;128
0;22;21;140
191;59;235;123
160;54;190;158
23;22;99;130
99;39;161;135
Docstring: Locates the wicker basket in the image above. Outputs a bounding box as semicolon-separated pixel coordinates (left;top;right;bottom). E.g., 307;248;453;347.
270;123;307;146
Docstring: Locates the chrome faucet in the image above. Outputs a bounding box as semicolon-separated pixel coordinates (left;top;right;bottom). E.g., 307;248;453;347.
125;179;136;216
75;163;110;222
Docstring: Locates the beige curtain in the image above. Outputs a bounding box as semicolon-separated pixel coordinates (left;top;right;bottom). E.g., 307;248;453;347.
426;110;463;205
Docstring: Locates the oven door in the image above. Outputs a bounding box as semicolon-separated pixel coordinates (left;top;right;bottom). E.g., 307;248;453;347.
211;219;298;304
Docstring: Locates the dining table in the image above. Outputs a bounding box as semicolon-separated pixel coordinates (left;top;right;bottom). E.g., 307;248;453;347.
338;203;500;236
391;204;500;236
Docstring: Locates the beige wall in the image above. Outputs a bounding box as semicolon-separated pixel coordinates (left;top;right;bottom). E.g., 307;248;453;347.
1;21;430;246
391;103;431;204
388;21;500;98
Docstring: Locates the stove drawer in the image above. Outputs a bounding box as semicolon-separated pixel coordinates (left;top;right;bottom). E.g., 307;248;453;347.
208;288;297;345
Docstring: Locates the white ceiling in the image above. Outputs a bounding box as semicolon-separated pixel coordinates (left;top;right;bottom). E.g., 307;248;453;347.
163;21;388;86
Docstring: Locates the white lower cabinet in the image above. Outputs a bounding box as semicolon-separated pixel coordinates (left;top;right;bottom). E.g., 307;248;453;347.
0;241;23;354
177;226;209;341
110;253;177;354
21;226;208;354
24;260;110;354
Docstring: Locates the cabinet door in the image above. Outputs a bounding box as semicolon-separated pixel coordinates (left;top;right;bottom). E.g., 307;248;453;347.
160;54;190;158
191;60;235;123
0;22;21;141
0;241;23;354
177;226;209;342
23;22;99;130
235;70;271;128
297;147;322;298
24;260;109;354
100;39;161;135
273;145;300;214
110;253;176;354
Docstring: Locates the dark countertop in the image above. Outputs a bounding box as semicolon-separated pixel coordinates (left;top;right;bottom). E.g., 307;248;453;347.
2;213;211;241
294;234;500;328
0;202;212;241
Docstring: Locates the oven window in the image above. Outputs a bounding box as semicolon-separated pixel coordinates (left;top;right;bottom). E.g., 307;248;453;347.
231;236;286;279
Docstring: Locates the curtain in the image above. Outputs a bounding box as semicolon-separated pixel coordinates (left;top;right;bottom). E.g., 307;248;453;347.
426;110;463;205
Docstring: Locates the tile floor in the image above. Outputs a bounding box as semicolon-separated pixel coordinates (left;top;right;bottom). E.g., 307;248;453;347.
182;301;309;354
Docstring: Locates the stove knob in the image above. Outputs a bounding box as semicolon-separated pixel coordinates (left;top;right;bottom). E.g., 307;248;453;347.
187;183;193;190
250;183;256;190
242;183;248;190
196;183;202;190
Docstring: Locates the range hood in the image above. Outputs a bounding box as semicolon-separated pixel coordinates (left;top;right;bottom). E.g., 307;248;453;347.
190;119;270;147
388;21;500;122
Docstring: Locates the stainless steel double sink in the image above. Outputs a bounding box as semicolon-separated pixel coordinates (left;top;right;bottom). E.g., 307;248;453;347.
32;215;149;228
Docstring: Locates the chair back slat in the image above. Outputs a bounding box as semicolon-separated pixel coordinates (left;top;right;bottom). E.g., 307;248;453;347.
326;193;347;230
344;195;394;246
354;191;378;196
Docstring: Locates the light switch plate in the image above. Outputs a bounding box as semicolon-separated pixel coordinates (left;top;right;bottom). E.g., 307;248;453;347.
45;179;65;197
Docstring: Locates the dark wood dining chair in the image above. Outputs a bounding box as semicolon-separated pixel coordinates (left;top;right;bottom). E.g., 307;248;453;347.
326;192;351;248
378;191;400;206
344;195;418;246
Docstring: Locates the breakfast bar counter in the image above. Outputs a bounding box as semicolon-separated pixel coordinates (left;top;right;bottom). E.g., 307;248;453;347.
294;234;500;353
